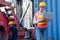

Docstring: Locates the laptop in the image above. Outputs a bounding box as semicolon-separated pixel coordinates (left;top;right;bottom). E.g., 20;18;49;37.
43;12;54;20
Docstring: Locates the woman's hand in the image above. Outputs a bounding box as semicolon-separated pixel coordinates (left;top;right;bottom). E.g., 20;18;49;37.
43;18;50;22
38;18;50;23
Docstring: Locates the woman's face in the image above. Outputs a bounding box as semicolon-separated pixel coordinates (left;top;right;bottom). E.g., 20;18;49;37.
39;6;46;12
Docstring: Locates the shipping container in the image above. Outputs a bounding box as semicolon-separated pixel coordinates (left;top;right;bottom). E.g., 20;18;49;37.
34;0;60;40
45;0;60;40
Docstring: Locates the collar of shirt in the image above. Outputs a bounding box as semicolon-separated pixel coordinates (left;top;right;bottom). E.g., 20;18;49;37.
38;11;45;15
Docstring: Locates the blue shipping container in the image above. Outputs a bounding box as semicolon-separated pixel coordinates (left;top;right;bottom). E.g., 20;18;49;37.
34;0;60;40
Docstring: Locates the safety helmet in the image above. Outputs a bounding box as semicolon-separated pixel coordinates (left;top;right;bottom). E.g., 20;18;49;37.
8;21;13;25
39;2;46;7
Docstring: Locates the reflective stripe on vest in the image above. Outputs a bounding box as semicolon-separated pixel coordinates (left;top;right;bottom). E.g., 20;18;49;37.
39;22;47;24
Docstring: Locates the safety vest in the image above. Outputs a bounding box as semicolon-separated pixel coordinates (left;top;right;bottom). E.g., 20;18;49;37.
35;12;48;28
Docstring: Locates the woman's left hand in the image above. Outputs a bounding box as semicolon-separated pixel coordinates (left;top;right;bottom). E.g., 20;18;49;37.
43;18;49;22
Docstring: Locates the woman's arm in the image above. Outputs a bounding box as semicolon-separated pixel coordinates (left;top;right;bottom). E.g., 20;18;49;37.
33;15;38;24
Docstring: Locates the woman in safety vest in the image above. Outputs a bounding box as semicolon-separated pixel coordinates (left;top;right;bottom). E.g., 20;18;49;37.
33;2;49;40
